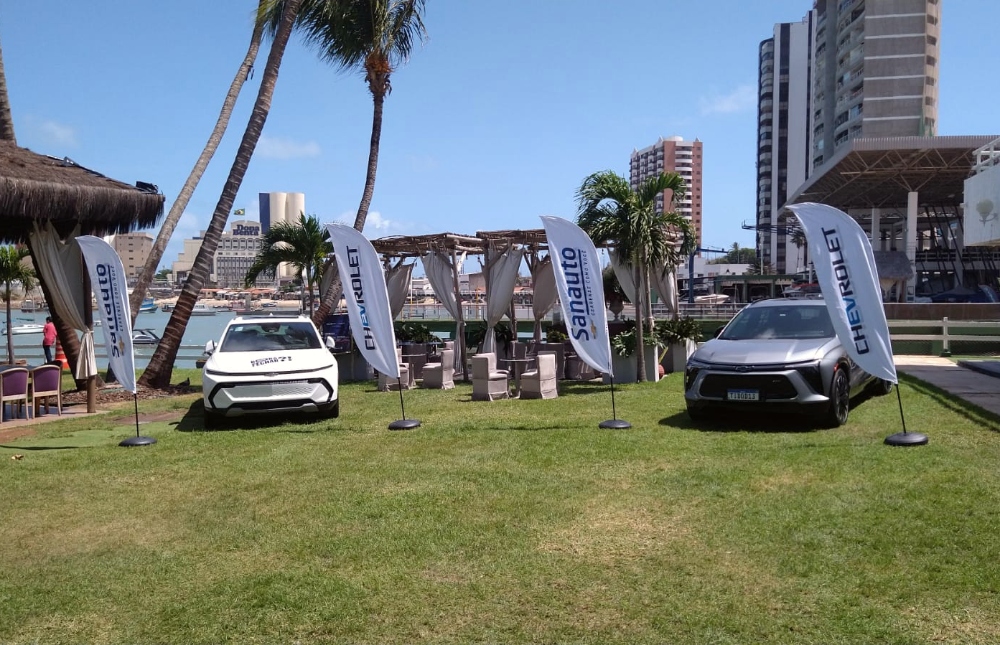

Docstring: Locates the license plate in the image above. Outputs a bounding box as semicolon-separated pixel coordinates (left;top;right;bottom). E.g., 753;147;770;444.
727;389;759;402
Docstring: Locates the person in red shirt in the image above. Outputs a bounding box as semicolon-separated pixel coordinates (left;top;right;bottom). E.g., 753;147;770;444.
42;316;57;363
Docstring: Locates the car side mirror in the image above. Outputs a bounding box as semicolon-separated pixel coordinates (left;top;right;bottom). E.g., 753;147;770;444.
325;336;337;351
713;326;725;338
204;340;216;355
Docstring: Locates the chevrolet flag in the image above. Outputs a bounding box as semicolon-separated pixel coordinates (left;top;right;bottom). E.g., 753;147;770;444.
326;224;400;378
787;202;897;383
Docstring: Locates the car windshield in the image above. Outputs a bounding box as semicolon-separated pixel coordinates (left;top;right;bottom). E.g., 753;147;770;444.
719;305;835;341
219;321;322;352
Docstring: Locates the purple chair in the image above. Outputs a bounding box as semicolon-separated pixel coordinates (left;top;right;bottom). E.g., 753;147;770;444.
30;364;62;418
0;367;30;423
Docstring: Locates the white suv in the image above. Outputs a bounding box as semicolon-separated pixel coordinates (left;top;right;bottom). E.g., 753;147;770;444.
202;315;339;427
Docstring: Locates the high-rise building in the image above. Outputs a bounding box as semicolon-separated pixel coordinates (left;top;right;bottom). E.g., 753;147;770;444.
258;191;305;280
757;16;813;275
213;220;270;289
757;0;941;273
810;0;939;170
110;232;153;283
629;136;703;248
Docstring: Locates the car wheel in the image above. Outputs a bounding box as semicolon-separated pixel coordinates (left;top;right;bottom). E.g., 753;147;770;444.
823;368;850;428
868;378;894;396
323;400;340;419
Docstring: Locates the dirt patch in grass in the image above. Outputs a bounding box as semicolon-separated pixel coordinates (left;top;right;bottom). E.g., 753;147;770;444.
107;410;187;425
0;426;36;444
537;495;692;563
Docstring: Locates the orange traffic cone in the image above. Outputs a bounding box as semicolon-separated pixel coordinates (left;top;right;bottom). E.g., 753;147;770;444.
54;339;69;370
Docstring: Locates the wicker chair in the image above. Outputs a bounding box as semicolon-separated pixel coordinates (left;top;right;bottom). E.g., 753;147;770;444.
471;353;509;401
30;364;62;417
520;352;558;399
0;367;30;423
422;349;455;390
377;347;412;391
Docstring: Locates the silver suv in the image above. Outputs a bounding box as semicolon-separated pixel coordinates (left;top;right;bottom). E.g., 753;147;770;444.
684;299;892;427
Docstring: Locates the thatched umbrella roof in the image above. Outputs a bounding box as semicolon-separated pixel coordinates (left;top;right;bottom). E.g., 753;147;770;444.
0;141;164;243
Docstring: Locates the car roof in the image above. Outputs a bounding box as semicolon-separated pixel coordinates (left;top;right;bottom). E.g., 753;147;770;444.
746;297;827;308
229;314;312;325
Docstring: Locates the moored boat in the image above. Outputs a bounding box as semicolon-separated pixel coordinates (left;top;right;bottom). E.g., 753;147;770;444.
139;297;158;313
191;303;216;316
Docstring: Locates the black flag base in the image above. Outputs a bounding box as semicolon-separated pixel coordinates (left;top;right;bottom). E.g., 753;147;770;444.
119;435;157;447
884;431;928;447
389;418;421;431
599;419;632;430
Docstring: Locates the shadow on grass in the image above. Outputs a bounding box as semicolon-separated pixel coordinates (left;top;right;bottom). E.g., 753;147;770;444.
0;443;78;451
899;373;1000;432
174;399;327;433
660;409;824;433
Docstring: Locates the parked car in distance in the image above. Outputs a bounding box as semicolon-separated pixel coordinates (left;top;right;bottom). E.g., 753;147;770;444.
684;299;893;427
202;315;339;427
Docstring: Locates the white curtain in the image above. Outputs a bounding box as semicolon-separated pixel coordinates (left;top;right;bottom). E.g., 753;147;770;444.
27;222;97;378
530;258;557;341
651;266;679;316
385;261;414;320
422;251;463;373
481;246;524;356
609;249;637;303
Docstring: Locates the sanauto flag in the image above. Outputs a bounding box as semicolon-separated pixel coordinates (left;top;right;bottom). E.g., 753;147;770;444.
326;223;399;378
77;235;137;394
787;202;897;383
540;215;614;376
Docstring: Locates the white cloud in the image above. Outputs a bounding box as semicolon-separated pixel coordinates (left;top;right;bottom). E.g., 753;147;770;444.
699;85;757;115
334;210;406;237
256;135;321;160
27;117;78;146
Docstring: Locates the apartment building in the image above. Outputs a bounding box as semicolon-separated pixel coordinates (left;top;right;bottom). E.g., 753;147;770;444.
629;136;703;249
757;16;813;275
757;0;941;273
810;0;939;169
110;232;153;283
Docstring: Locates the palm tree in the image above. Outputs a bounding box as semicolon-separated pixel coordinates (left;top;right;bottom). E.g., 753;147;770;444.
577;171;693;382
128;1;270;325
139;0;304;389
244;213;332;312
0;36;14;144
0;245;34;363
260;0;428;326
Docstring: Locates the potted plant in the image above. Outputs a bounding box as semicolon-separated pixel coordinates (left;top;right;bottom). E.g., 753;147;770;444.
654;316;703;374
605;321;660;383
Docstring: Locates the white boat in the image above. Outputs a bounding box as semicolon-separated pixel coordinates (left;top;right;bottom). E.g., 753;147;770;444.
1;322;44;335
191;303;217;316
132;328;162;345
693;294;731;305
139;297;158;313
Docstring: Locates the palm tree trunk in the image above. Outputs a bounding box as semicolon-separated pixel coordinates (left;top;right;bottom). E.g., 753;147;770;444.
139;0;303;389
634;264;646;383
128;2;267;325
311;87;386;327
4;288;12;363
0;36;15;144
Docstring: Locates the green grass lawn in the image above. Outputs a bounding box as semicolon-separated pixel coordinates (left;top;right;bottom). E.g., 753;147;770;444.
1;371;999;644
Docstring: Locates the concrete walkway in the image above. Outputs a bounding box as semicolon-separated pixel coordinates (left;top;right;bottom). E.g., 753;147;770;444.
894;355;1000;418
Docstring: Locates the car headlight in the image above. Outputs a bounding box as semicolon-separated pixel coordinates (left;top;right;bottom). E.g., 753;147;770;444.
685;358;710;391
788;360;823;394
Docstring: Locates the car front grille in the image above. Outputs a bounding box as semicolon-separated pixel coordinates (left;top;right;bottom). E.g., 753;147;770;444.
699;373;798;400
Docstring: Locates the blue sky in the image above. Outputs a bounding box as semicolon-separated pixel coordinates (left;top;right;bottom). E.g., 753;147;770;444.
3;1;999;270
